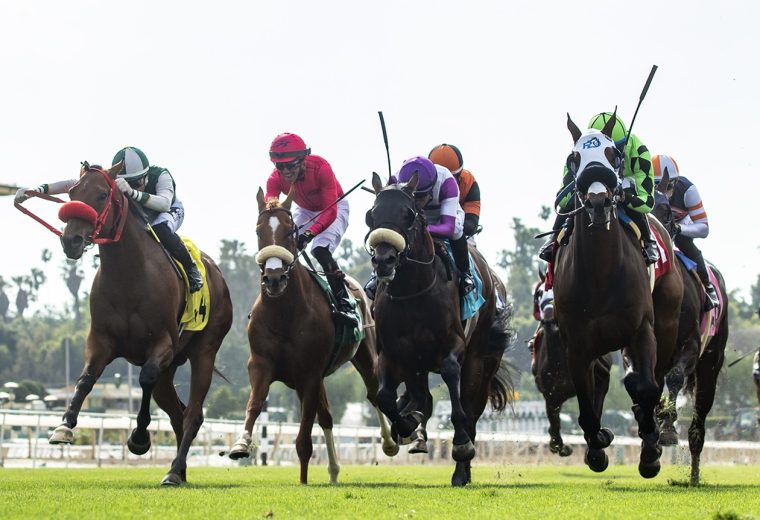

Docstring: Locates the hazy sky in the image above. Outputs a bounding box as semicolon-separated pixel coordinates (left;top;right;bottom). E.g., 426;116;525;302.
1;0;758;309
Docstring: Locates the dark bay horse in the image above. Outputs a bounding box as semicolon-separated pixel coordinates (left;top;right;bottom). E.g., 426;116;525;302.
651;177;729;485
51;163;233;485
366;172;514;487
553;113;683;478
531;273;612;457
229;188;397;484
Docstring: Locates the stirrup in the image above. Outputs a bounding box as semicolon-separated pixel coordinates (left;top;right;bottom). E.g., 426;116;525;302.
538;238;555;262
643;243;659;265
460;272;476;296
703;284;719;311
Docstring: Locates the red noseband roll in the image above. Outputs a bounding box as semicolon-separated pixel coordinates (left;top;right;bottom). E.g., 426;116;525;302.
58;201;98;224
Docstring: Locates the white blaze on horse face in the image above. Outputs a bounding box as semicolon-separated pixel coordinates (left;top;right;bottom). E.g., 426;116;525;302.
587;181;608;195
573;130;618;174
265;257;284;270
268;216;280;240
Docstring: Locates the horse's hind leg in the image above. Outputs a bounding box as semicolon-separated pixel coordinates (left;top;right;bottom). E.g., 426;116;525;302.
315;382;339;484
295;378;321;485
50;333;115;445
440;349;474;463
230;356;273;461
376;361;418;443
547;399;572;457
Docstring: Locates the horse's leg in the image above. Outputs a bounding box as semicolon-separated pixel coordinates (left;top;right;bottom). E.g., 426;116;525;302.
295;378;320;485
440;347;474;463
546;399;571;456
128;344;175;456
150;366;188;485
315;381;339;484
688;331;726;486
349;346;398;456
230;356;273;460
50;333;115;445
568;354;612;473
623;321;664;479
401;374;432;455
376;360;417;443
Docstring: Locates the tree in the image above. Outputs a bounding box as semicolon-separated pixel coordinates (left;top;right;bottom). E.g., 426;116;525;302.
0;277;9;321
61;259;85;324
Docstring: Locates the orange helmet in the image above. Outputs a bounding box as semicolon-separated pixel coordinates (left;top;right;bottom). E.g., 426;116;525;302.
428;144;463;174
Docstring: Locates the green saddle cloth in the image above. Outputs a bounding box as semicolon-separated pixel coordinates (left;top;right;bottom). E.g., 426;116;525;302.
306;270;365;377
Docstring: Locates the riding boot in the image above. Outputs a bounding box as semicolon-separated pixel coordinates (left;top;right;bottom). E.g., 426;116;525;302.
364;273;378;301
154;223;203;293
451;236;476;296
538;213;569;263
693;250;719;311
628;211;659;265
312;246;358;327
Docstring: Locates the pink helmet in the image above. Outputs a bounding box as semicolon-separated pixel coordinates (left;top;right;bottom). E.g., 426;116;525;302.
397;156;437;192
269;133;311;163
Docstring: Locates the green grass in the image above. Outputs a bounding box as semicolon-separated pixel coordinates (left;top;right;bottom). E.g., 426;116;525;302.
0;464;759;519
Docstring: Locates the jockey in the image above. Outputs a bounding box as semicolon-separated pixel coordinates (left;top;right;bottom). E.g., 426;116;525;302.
15;146;203;292
428;144;481;238
652;154;719;309
539;112;658;265
265;132;356;327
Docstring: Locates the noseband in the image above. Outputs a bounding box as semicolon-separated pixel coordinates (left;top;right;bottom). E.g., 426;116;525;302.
255;206;299;278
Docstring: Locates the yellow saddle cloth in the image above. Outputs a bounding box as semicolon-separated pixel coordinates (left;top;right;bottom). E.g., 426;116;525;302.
175;237;211;332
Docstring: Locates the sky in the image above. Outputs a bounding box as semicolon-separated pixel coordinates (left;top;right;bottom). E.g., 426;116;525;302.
1;0;758;310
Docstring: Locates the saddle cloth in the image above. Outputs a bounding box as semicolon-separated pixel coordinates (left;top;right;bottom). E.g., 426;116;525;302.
616;209;672;291
443;241;486;321
674;251;725;342
175;238;211;332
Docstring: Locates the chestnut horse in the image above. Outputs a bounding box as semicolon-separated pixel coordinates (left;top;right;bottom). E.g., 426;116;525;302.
229;188;397;484
531;273;612;457
366;172;514;487
651;178;729;485
50;162;233;486
553;113;683;478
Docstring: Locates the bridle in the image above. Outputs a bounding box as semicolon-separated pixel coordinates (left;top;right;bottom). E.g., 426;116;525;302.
255;205;299;278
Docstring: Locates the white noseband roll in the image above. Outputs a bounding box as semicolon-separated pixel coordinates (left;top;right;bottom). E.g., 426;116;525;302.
367;228;406;252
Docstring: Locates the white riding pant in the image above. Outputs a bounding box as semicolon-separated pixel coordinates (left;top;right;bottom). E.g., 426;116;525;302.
149;198;185;233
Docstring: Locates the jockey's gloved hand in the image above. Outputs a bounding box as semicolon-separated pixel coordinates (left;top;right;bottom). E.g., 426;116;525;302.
14;186;45;204
115;177;134;196
297;230;314;250
672;223;681;236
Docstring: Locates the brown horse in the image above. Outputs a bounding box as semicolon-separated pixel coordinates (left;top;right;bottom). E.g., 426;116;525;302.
229;188;397;484
366;172;514;487
50;162;233;486
651;178;729;485
531;273;612;457
553;113;683;478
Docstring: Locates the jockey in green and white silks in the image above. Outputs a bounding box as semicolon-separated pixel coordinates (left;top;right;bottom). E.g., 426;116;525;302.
538;112;659;265
15;146;204;292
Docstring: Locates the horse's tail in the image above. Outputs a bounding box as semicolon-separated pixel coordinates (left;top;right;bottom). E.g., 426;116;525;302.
487;295;517;412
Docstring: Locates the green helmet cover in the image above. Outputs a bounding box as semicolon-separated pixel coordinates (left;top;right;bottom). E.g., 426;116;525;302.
112;146;150;180
588;113;628;145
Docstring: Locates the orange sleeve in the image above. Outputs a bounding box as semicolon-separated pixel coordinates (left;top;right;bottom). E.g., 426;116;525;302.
458;170;481;217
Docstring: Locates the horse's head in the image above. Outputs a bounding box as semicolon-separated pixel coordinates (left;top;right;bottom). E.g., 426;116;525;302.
59;162;126;259
652;167;676;236
566;110;624;227
364;172;427;282
533;269;555;325
255;187;297;297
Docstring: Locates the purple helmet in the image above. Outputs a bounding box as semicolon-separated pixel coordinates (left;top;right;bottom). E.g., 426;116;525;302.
397;156;437;192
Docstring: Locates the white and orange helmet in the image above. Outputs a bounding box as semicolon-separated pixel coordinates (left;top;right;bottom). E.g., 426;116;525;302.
652;155;680;185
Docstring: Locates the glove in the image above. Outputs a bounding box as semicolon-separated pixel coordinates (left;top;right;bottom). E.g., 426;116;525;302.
672;223;681;236
297;230;314;250
115;177;134;196
14;186;44;204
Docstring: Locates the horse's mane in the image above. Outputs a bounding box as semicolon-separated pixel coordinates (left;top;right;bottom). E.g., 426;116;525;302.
266;199;284;210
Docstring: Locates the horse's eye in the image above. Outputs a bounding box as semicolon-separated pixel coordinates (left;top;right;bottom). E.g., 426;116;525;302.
98;192;108;201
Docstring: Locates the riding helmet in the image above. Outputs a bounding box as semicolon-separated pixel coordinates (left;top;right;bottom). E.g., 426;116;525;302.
397;156;438;192
112;147;150;181
588;112;628;145
651;155;680;185
428;144;463;174
269;133;311;163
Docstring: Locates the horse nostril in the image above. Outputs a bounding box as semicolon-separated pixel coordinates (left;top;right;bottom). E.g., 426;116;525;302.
279;275;287;285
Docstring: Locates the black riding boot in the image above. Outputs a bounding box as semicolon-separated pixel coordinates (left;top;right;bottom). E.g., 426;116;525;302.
153;222;203;293
676;236;718;310
538;213;569;262
627;211;659;265
312;246;358;327
451;236;475;296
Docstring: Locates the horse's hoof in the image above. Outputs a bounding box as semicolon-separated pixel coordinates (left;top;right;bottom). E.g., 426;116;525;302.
161;473;183;486
549;443;560;454
598;428;614;448
658;429;679;446
127;429;151;456
49;425;74;445
452;441;475;462
639;459;661;479
451;474;469;487
408;437;428;455
451;462;471;487
585;448;609;472
382;442;399;457
559;445;573;457
229;432;252;460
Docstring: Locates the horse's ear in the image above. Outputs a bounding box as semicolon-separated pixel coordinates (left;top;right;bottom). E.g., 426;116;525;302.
282;185;295;211
107;161;123;180
567;113;582;143
415;192;432;211
372;172;384;194
402;171;419;195
256;187;266;213
600;107;617;139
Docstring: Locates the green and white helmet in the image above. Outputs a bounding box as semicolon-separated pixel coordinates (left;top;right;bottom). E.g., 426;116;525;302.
112;146;150;181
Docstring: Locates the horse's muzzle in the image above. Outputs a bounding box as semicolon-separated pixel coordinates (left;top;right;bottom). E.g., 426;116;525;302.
262;268;288;298
60;234;85;260
372;246;399;281
584;192;613;227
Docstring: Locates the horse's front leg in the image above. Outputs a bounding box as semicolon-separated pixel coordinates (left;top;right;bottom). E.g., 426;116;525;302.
546;399;572;457
50;333;115;445
376;359;418;443
295;378;321;485
440;344;474;463
568;353;613;473
315;381;339;484
230;356;274;461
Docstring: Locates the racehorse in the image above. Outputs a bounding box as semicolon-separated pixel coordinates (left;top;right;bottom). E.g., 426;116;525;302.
366;172;514;487
553;112;683;478
531;272;612;457
51;162;233;486
651;173;729;485
229;188;397;485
